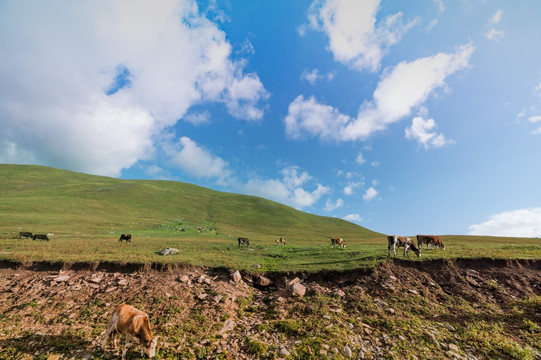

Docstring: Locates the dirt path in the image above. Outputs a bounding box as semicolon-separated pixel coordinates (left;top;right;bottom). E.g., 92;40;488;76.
0;259;540;359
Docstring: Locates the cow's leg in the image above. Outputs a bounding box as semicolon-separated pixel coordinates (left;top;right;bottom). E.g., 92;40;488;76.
101;313;118;350
403;244;410;257
392;242;397;256
122;335;133;359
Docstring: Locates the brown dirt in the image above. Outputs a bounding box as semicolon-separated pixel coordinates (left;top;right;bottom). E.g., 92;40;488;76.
0;259;540;359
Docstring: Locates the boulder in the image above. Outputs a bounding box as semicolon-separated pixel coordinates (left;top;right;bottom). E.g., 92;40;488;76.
158;248;179;256
230;270;242;283
290;282;306;297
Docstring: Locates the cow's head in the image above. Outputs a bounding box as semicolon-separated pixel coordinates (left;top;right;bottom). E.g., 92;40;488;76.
144;336;158;358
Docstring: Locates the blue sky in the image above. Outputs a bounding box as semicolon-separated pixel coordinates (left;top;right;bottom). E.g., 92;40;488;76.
1;0;541;237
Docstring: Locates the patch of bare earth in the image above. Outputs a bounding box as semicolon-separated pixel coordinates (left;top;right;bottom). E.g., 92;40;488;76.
0;259;540;359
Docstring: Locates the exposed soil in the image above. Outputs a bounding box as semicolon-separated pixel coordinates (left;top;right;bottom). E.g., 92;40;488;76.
0;259;540;360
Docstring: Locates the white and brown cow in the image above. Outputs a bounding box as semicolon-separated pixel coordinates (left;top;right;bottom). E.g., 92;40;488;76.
331;237;346;249
416;234;446;250
387;235;421;257
102;304;158;359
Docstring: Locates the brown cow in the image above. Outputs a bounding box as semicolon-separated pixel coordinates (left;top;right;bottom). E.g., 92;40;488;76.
102;304;158;359
238;237;250;247
331;237;346;249
275;237;286;245
416;235;446;250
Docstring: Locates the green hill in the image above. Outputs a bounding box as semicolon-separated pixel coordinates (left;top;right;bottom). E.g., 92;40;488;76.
0;164;384;270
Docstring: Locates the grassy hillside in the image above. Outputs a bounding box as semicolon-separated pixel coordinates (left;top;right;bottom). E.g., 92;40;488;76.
0;164;385;270
0;164;539;271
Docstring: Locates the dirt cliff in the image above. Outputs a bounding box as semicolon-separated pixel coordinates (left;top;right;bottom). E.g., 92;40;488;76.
0;259;540;359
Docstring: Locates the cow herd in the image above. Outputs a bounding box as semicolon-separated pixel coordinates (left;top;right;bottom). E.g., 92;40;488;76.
18;231;50;241
387;234;446;258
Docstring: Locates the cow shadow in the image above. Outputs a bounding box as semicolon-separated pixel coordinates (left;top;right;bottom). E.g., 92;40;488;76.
0;333;97;358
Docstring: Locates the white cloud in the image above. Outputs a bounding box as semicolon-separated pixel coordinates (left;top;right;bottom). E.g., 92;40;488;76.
486;28;504;41
169;137;232;185
468;208;541;237
490;10;503;24
355;152;366;165
285;43;474;141
362;187;378;201
0;0;268;177
306;0;417;72
243;166;330;209
528;116;541;123
433;0;445;13
343;182;362;196
324;198;344;211
344;213;363;223
405;116;455;149
301;68;335;85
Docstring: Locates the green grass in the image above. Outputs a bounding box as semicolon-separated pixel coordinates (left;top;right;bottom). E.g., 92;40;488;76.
0;164;539;271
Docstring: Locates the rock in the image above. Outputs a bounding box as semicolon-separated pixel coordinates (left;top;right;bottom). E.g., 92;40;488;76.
448;343;459;352
256;275;271;287
408;289;418;295
53;276;69;282
158;248;179;256
47;355;61;360
213;295;222;304
288;277;301;286
230;270;242;283
343;345;352;358
88;276;102;284
279;347;290;356
445;323;457;332
178;275;190;283
334;289;346;297
117;279;128;286
218;319;235;335
197;293;208;300
386;308;395;314
290;282;306;297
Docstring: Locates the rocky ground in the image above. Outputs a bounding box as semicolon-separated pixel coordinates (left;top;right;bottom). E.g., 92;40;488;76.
0;259;540;360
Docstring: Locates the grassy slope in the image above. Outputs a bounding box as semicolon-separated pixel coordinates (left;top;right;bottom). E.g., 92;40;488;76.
0;164;539;271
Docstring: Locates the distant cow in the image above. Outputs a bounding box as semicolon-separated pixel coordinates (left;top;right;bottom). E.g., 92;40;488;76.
331;237;346;249
33;234;49;241
275;237;286;246
119;234;132;242
387;235;421;257
416;235;446;250
18;231;33;239
238;237;250;247
102;304;158;359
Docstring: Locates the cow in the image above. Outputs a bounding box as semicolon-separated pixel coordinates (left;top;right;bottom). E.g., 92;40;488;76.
102;304;158;359
18;231;33;239
118;234;132;242
387;235;421;257
416;235;446;250
33;234;49;241
331;237;346;249
238;237;250;247
275;237;286;246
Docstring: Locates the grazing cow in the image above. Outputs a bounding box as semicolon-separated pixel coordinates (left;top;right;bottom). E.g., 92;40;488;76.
387;235;421;257
331;237;346;249
118;234;132;242
102;304;158;359
416;235;446;250
33;234;49;241
238;237;250;247
275;237;286;246
18;231;33;239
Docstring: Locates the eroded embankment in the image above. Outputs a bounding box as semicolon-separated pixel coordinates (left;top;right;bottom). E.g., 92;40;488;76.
0;259;540;360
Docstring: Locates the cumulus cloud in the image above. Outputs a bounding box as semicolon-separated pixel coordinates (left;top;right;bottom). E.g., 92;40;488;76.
324;198;344;211
362;187;378;201
355;152;366;165
344;213;363;223
468;208;541;237
285;43;474;141
486;10;504;41
244;166;330;209
343;182;362;196
0;0;268;177
169;137;232;185
305;0;417;72
405;116;455;149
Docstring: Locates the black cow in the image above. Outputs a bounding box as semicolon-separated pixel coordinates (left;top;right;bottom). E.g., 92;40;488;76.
18;231;33;239
33;234;49;241
119;234;132;242
238;237;250;247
